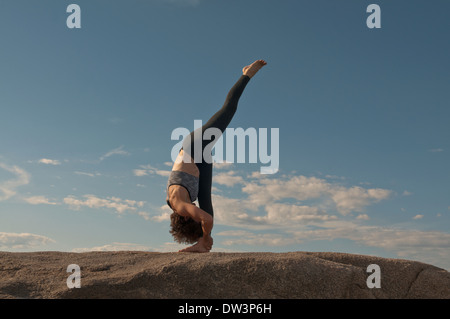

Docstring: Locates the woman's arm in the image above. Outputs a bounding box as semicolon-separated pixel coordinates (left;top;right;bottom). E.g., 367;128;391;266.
177;202;213;236
172;201;214;252
172;200;214;241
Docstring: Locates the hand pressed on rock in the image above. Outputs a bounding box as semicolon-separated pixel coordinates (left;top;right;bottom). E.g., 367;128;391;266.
178;236;213;253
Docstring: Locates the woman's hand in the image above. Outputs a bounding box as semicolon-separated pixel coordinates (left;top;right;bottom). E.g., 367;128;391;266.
174;202;213;238
173;201;214;253
201;234;213;251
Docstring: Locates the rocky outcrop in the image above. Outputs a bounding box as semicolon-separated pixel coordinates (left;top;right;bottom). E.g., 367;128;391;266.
0;251;448;299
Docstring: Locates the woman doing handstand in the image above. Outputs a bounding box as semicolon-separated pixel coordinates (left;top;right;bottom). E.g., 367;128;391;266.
166;59;267;253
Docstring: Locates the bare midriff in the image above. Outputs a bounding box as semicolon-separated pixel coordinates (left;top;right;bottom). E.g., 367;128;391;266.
172;149;199;177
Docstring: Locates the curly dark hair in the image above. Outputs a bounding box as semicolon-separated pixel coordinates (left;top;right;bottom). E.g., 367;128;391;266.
169;212;203;244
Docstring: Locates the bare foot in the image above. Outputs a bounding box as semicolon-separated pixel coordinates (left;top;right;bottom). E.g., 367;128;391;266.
242;59;267;78
178;242;210;253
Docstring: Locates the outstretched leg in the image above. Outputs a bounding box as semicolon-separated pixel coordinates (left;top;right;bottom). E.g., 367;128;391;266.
190;74;248;218
183;60;267;162
200;60;268;142
183;60;267;218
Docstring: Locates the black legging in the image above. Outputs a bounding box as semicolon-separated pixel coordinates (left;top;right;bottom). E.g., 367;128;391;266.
181;74;251;217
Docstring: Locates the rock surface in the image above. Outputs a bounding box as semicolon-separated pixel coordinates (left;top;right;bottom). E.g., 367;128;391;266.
0;251;449;299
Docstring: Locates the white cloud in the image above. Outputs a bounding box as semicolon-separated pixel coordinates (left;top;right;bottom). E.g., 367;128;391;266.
151;170;394;250
133;169;148;177
152;242;187;252
72;241;203;253
152;171;391;230
133;164;171;177
428;148;444;153
206;170;450;267
325;174;346;180
413;214;424;220
330;186;391;215
290;225;450;263
64;194;145;215
72;242;153;252
137;209;171;222
152;212;171;222
219;231;297;247
208;195;336;229
216;224;450;269
74;171;101;177
214;161;233;170
151;205;173;222
137;211;152;220
242;175;331;207
261;203;336;224
160;165;448;268
0;232;54;249
209;194;254;227
23;196;58;205
0;162;30;201
38;158;61;165
213;171;244;187
158;170;171;177
99;145;130;161
215;230;251;237
240;174;391;216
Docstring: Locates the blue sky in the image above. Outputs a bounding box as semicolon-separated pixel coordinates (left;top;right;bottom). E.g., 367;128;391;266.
1;0;449;270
